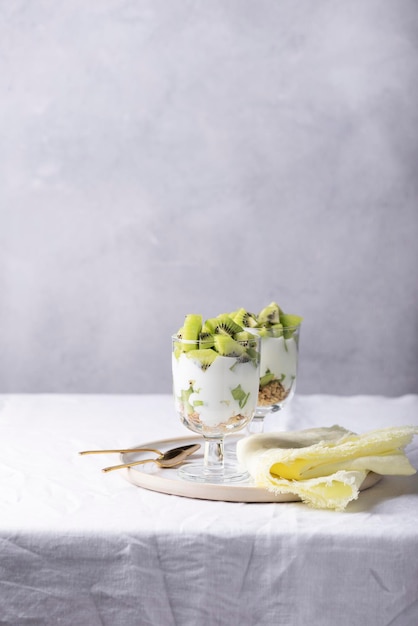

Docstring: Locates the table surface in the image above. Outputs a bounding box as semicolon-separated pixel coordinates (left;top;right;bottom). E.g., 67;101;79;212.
1;393;418;626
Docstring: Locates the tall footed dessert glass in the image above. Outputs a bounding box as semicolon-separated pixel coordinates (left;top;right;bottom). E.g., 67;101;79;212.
248;323;301;433
244;303;302;434
172;315;261;483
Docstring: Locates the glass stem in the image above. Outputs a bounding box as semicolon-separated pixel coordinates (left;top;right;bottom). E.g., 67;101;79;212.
248;416;265;434
203;437;224;474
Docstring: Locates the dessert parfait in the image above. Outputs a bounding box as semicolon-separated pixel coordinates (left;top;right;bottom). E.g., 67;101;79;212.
225;302;302;417
173;314;260;436
172;313;261;482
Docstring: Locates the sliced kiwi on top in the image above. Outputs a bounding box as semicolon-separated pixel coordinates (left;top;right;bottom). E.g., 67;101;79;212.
201;318;221;335
255;326;270;337
280;313;303;338
216;314;243;335
279;313;303;328
204;314;242;337
198;331;215;349
186;348;218;370
257;302;281;326
270;323;283;337
178;313;202;352
234;330;258;349
234;330;254;342
213;334;247;357
232;308;258;328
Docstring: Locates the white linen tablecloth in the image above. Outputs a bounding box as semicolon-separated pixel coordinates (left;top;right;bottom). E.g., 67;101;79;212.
1;393;418;626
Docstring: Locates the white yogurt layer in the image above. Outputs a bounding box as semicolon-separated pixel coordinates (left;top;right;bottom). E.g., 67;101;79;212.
172;352;259;428
261;336;298;388
248;331;298;389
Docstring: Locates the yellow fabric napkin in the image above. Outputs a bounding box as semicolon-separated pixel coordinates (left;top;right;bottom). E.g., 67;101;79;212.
236;425;418;511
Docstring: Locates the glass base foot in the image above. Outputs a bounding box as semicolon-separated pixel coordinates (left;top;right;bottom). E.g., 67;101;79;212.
178;461;249;484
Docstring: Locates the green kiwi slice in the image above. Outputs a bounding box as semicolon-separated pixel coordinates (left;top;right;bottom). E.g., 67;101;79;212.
179;314;202;351
232;308;258;328
186;348;218;370
279;313;303;328
269;323;284;337
260;369;275;387
213;334;247;357
231;384;250;409
204;315;243;337
198;331;215;349
279;313;302;339
216;314;243;335
234;330;254;342
234;330;258;349
187;348;219;370
256;327;270;337
257;302;281;326
202;318;221;334
180;383;195;415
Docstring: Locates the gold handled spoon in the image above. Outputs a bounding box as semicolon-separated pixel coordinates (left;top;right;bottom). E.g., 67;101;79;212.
101;443;201;473
79;446;163;456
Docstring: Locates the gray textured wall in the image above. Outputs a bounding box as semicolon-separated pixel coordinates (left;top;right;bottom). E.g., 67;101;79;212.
1;1;418;396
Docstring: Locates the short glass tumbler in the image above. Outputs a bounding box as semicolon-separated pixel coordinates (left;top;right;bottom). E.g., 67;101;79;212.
248;323;301;434
172;334;261;483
